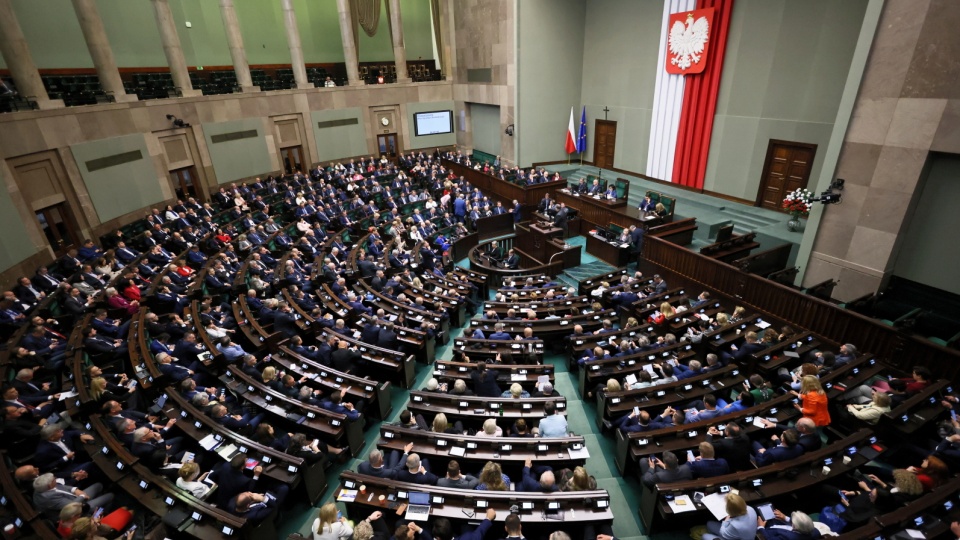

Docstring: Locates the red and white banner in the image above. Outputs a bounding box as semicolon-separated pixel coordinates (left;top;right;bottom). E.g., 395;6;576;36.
666;8;715;75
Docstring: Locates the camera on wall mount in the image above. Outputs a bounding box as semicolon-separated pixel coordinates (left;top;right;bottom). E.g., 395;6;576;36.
505;124;514;136
165;114;191;128
818;178;843;205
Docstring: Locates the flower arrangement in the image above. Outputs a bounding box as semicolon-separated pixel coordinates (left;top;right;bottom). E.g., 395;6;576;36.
782;188;815;219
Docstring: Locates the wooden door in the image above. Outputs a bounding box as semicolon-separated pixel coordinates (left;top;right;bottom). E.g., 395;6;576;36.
377;134;398;157
36;203;81;256
594;120;617;169
280;146;304;175
169;166;201;201
757;140;817;211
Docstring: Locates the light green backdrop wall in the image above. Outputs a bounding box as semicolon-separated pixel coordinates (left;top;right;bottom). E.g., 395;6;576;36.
1;0;434;69
312;108;369;163
516;0;585;166
407;101;456;150
893;154;960;296
70;135;165;223
579;0;663;172
202;119;273;184
703;0;868;200
469;103;501;156
0;176;39;271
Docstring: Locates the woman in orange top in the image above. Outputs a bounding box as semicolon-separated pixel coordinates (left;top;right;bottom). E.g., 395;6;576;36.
793;375;831;426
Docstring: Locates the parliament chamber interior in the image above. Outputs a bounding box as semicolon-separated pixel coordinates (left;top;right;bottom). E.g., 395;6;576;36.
2;1;960;540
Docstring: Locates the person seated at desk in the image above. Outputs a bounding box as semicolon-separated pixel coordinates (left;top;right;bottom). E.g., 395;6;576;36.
605;184;618;200
501;249;520;269
640;451;693;488
686;441;730;479
752;427;805;467
574;178;589;194
588;179;603;195
485;240;503;262
756;510;821;540
638;195;656;213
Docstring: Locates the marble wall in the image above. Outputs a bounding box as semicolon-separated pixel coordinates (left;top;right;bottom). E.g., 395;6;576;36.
450;0;516;164
805;0;960;300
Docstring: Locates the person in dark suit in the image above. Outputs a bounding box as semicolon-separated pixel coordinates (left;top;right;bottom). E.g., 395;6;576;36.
82;328;128;360
271;302;299;338
227;484;288;523
752;428;805;467
686;442;730;479
209;454;262;507
419;242;436;271
358;449;398;479
552;203;570;236
32;267;64;293
648;274;667;295
377;322;399;351
358;255;378;278
502;249;520;269
638;195;656;213
331;341;363;373
721;331;766;366
639;451;693;488
470;363;501;397
485;241;503;262
34;424;96;476
629;225;645;253
393;452;438;485
706;422;754;471
516;458;558;492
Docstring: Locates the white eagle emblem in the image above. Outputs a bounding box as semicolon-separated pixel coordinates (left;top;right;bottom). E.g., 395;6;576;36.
669;13;710;71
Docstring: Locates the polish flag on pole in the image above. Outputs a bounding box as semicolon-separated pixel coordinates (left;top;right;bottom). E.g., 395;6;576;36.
564;107;578;154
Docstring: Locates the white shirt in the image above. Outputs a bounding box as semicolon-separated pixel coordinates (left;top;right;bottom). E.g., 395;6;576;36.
312;519;353;540
176;477;212;499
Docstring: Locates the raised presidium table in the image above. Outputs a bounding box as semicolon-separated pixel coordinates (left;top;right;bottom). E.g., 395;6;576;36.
468;226;582;288
556;188;659;232
586;230;634;267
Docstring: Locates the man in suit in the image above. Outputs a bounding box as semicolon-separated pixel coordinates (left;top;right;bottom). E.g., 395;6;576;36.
470;363;501;397
320;390;361;421
33;267;64;293
32;473;114;520
753;428;805;467
502;249;520;270
13;277;45;305
331;340;363;373
487;323;512;341
3;385;57;421
706;422;754;472
82;327;128;359
588;179;603;195
212;403;264;433
639;451;693;488
638;195;656;213
722;331;767;366
648;274;667;295
272;302;299;338
686;442;730;478
156;352;195;383
394;452;438;485
34;424;96;476
629;224;645;254
209;454;263;507
358;449;398;479
357;254;378;278
377;322;399;351
517;458;557;492
552;202;570;236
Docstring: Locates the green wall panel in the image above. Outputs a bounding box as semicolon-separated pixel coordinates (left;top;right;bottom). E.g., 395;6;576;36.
296;0;347;63
578;0;663;168
893;154;960;296
70;134;165;223
407;100;456;150
312;108;369;163
202;119;273;184
357;0;393;62
0;173;39;272
401;0;436;62
704;0;868;199
172;0;231;68
517;0;585;166
6;0;88;69
469;103;501;156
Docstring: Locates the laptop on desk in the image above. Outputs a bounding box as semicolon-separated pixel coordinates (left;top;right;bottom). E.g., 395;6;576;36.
404;492;432;521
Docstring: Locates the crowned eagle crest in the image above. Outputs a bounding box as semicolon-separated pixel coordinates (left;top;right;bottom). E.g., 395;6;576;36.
669;13;710;71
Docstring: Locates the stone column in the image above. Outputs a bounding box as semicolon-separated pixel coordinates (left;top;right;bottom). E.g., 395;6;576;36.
71;0;136;102
218;0;258;92
335;0;362;86
387;0;410;83
150;0;201;97
280;0;312;89
0;0;63;109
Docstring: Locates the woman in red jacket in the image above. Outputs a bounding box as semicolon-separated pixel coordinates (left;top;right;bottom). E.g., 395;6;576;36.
793;375;831;427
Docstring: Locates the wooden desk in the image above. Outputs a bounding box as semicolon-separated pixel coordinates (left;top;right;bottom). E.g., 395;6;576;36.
555;189;649;230
337;471;614;528
586;232;633;267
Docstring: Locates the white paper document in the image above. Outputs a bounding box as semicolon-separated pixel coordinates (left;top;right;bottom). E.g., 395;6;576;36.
667;495;696;513
701;492;729;520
